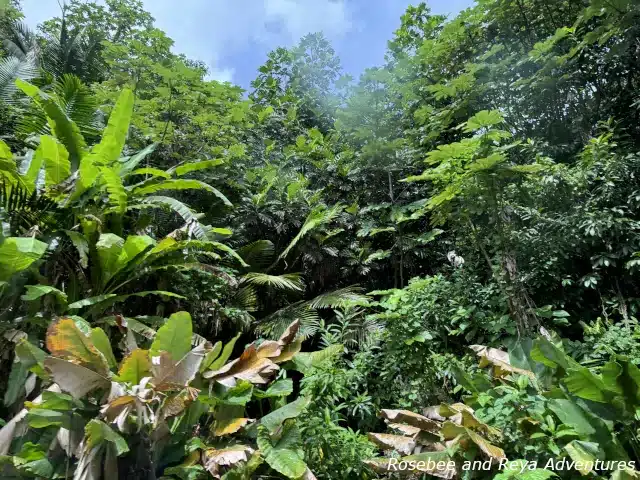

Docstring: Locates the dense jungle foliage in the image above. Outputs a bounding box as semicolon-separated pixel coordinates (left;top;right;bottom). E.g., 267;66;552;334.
1;0;640;478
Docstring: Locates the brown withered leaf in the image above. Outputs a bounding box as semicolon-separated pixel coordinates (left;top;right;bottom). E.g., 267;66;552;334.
367;433;416;455
203;445;255;478
466;429;506;460
272;337;303;364
279;320;300;344
256;340;282;358
46;318;110;375
161;395;187;419
205;343;279;387
388;423;421;437
152;343;210;389
381;409;441;433
44;357;110;399
470;344;534;379
364;451;457;479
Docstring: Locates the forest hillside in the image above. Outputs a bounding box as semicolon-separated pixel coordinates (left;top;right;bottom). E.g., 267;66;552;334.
1;0;640;479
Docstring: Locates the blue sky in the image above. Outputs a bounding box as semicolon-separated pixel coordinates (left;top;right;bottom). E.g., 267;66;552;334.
20;0;474;89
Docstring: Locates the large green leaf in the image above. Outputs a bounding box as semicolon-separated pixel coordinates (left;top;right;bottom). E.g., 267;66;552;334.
257;424;307;479
0;237;48;281
38;135;71;186
133;179;232;206
64;230;89;269
564;366;610;403
100;166;127;214
90;88;134;166
174;159;224;176
21;285;68;304
95;233;125;287
16;80;87;170
118;143;158;175
68;291;185;311
91;328;117;370
260;396;311;433
150;311;193;362
208;333;241;371
84;419;129;455
139;196;206;239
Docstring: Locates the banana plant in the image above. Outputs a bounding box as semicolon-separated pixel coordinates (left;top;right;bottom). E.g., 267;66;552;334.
452;338;640;478
364;403;505;478
0;313;319;479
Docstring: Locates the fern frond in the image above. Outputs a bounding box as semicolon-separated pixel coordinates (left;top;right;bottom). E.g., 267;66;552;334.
230;285;258;312
257;302;320;339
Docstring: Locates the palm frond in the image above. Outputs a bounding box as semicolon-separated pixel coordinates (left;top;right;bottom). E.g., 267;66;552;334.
307;286;370;309
236;240;275;270
241;272;305;292
256;301;320;339
277;203;343;262
229;285;258;312
0;53;38;103
0;179;60;235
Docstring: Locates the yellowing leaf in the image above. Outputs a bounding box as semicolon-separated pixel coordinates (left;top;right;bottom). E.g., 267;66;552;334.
213;417;253;436
204;343;279;387
117;349;151;384
46;318;109;375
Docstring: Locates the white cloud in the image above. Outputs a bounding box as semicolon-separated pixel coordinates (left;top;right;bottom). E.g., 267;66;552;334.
262;0;352;42
207;66;235;83
20;0;354;85
149;0;353;84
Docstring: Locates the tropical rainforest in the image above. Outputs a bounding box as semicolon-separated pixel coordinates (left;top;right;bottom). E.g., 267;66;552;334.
1;0;640;478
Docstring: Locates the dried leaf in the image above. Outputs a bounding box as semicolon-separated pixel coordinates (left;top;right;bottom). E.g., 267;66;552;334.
367;433;416;455
203;445;254;478
44;357;110;398
205;343;279;387
381;409;441;433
